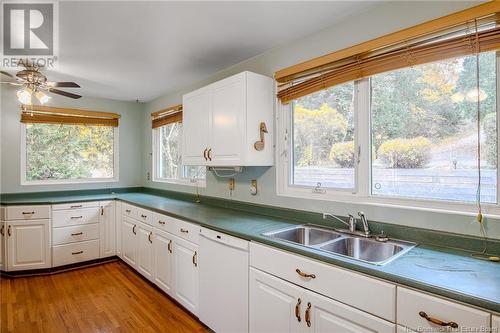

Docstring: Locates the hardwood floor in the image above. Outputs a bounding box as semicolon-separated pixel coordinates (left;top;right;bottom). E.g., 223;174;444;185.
0;261;209;333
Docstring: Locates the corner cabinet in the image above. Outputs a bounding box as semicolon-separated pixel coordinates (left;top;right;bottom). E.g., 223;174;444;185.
182;71;274;167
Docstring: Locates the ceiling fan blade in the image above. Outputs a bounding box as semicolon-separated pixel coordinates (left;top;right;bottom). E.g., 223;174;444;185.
0;70;14;78
49;88;82;99
46;81;80;88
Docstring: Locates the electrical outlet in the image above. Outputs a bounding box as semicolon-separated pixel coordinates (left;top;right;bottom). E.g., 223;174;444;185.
229;178;235;191
147;172;151;181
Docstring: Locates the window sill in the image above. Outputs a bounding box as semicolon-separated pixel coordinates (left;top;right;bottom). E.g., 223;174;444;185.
152;178;206;188
277;185;500;218
21;178;119;186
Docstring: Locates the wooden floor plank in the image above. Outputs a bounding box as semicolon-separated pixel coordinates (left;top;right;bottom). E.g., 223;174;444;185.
0;261;209;333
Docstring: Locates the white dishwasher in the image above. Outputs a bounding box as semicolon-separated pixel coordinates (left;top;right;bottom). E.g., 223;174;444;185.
199;227;249;333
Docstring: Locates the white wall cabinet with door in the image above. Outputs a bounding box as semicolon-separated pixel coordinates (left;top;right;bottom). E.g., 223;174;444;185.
99;201;116;258
249;267;395;333
182;71;274;166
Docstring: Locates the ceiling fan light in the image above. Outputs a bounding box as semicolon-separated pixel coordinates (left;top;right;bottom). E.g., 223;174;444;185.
16;88;32;105
35;90;50;104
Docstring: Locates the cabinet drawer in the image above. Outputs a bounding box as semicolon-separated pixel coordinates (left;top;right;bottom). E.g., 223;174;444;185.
6;205;50;220
397;287;490;332
52;208;99;227
121;203;152;224
52;239;100;267
152;212;176;234
52;201;99;211
52;223;99;245
172;218;199;244
250;242;396;321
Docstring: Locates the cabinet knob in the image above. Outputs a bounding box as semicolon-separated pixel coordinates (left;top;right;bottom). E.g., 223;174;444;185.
22;211;35;215
7;225;11;237
180;228;189;234
71;232;83;236
70;205;82;209
207;148;212;161
168;240;173;253
72;251;84;255
158;220;166;225
296;268;316;279
203;148;208;161
305;302;312;327
419;311;458;328
148;232;153;244
0;225;4;236
192;251;197;267
132;225;137;235
295;298;302;322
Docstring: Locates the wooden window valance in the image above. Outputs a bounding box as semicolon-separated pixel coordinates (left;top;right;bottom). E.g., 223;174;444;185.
20;105;120;127
275;1;500;104
151;104;182;129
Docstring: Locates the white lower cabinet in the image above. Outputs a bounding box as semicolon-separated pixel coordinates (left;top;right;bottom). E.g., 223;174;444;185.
153;230;174;296
0;221;5;270
249;267;395;333
6;219;50;271
121;216;138;268
137;222;154;281
173;236;199;316
99;201;116;258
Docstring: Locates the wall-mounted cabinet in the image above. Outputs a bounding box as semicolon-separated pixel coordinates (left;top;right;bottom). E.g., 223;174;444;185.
182;71;274;167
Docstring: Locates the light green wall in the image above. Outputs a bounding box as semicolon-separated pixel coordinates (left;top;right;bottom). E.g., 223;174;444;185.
0;84;144;193
142;0;500;240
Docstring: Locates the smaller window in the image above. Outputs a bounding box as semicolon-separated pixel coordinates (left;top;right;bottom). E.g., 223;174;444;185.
154;122;206;184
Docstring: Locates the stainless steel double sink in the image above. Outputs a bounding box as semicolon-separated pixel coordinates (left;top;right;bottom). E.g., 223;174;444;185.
263;225;416;265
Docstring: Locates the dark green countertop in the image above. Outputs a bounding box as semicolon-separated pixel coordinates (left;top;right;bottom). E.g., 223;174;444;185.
2;190;500;313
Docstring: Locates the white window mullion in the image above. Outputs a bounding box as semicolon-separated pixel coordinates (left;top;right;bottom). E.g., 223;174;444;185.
356;78;371;198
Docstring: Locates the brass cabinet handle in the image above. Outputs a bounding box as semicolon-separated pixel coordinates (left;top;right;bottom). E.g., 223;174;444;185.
70;205;82;208
7;225;11;237
305;302;312;327
295;298;302;322
207;148;212;161
71;232;83;236
132;224;137;235
203;148;208;161
148;232;153;244
296;268;316;279
70;216;83;219
141;214;147;219
22;211;35;215
0;225;4;236
72;251;83;255
158;220;166;225
192;251;197;267
168;240;173;253
419;311;458;328
125;209;131;213
101;207;104;216
180;228;189;233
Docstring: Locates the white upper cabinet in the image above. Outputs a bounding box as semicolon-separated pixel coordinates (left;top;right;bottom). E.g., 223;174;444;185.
182;71;274;166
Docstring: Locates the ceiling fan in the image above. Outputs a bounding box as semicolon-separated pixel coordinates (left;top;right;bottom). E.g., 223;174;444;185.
0;60;81;104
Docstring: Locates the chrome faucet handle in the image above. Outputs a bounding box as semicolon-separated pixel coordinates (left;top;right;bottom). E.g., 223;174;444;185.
347;214;356;232
357;211;371;237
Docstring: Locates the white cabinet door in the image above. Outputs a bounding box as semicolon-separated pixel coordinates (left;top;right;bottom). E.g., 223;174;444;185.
137;222;154;281
121;217;138;268
0;221;5;270
305;288;395;333
173;236;199;315
99;201;116;258
249;267;302;333
209;74;246;165
153;230;174;296
115;201;122;256
6;219;50;271
182;88;211;165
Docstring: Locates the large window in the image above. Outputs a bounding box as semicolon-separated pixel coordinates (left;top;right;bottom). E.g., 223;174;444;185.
153;122;206;185
371;53;497;203
291;82;355;190
280;52;498;207
23;123;117;183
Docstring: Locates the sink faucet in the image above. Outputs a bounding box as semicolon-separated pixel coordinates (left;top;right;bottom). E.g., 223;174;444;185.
322;212;371;238
322;213;356;232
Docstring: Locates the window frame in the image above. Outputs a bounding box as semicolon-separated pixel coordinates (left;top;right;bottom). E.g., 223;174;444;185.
20;123;120;185
151;124;206;187
276;53;500;216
